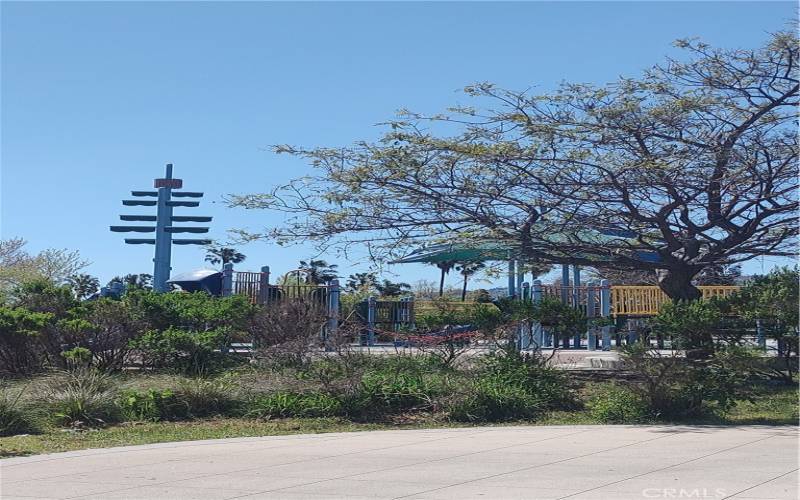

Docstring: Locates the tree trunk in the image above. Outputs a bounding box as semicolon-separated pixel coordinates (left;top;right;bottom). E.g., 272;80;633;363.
461;275;468;302
656;268;702;301
439;269;446;297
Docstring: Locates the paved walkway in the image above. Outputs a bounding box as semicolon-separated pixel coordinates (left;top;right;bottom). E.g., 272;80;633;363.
2;425;797;499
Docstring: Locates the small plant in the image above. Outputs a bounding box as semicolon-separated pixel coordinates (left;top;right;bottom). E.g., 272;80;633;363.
61;347;92;370
246;391;342;419
0;384;36;436
118;388;181;422
587;384;649;423
173;376;241;418
36;369;119;428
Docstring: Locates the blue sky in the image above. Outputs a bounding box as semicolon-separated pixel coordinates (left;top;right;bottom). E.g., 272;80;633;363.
1;1;795;289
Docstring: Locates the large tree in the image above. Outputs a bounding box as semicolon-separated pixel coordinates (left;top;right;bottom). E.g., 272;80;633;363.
230;31;798;300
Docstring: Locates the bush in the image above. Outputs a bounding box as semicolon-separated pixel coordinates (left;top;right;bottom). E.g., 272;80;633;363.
130;327;234;375
246;392;342;419
449;349;576;422
70;299;144;371
35;370;119;428
622;343;757;419
0;306;51;375
118;388;182;422
588;384;649;423
172;376;241;418
0;385;36;436
650;300;722;353
249;300;328;368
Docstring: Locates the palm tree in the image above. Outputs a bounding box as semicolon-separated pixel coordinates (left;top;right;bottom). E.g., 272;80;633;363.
456;262;486;302
298;259;338;284
204;247;246;267
345;272;378;293
375;279;411;297
432;260;456;297
67;273;100;300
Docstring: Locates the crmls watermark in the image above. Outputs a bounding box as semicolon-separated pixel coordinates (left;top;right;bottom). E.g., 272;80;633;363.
642;488;727;499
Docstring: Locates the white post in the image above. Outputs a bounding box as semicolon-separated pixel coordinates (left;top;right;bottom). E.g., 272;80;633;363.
600;279;612;351
221;263;234;297
519;282;531;349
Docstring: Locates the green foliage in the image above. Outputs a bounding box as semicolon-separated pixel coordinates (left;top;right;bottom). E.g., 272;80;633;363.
118;389;181;422
0;384;36;436
0;306;52;375
622;343;757;419
496;297;586;342
61;347;91;369
126;290;253;335
172;376;241;418
37;370;119;428
587;384;649;423
650;300;721;351
246;392;342;419
450;350;575;422
129;327;234;375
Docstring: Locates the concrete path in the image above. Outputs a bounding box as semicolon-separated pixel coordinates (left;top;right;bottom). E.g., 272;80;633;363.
2;425;797;500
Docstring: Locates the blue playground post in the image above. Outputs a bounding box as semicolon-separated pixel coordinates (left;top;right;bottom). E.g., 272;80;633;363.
110;164;212;292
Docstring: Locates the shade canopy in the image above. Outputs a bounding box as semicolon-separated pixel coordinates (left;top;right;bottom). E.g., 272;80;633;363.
390;230;662;265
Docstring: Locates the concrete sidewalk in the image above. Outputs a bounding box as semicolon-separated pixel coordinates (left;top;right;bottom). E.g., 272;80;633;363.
1;425;797;499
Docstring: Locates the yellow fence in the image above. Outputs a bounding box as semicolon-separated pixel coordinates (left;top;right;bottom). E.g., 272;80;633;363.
611;286;740;316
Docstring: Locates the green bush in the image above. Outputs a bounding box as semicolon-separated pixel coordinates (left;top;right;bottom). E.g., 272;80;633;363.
0;385;36;436
449;378;541;422
0;306;52;375
650;300;721;353
129;327;234;375
246;392;342;419
173;377;241;418
118;389;182;422
622;343;757;419
588;384;649;423
36;370;119;428
449;350;576;422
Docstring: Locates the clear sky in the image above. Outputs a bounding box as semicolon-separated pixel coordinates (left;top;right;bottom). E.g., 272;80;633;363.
1;1;795;289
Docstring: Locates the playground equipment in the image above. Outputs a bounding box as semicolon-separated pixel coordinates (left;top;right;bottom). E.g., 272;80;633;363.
110;164;212;292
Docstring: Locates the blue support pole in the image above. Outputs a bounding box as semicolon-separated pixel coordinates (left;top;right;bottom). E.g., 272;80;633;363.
507;256;516;298
572;265;582;348
586;281;597;351
600;279;612;351
152;164;174;292
561;264;570;304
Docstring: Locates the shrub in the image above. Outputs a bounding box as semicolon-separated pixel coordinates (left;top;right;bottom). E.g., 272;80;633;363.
0;384;36;436
35;369;119;428
0;306;51;375
172;376;241;418
622;343;756;419
61;347;92;370
449;379;541;422
71;299;144;371
118;388;182;422
250;300;328;368
130;327;234;375
588;384;649;423
246;392;342;419
650;300;721;353
448;349;576;422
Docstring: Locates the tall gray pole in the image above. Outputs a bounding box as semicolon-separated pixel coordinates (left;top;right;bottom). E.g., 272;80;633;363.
152;164;174;292
561;264;570;304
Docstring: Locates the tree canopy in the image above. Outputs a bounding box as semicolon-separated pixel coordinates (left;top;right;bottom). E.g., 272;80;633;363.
229;30;798;300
